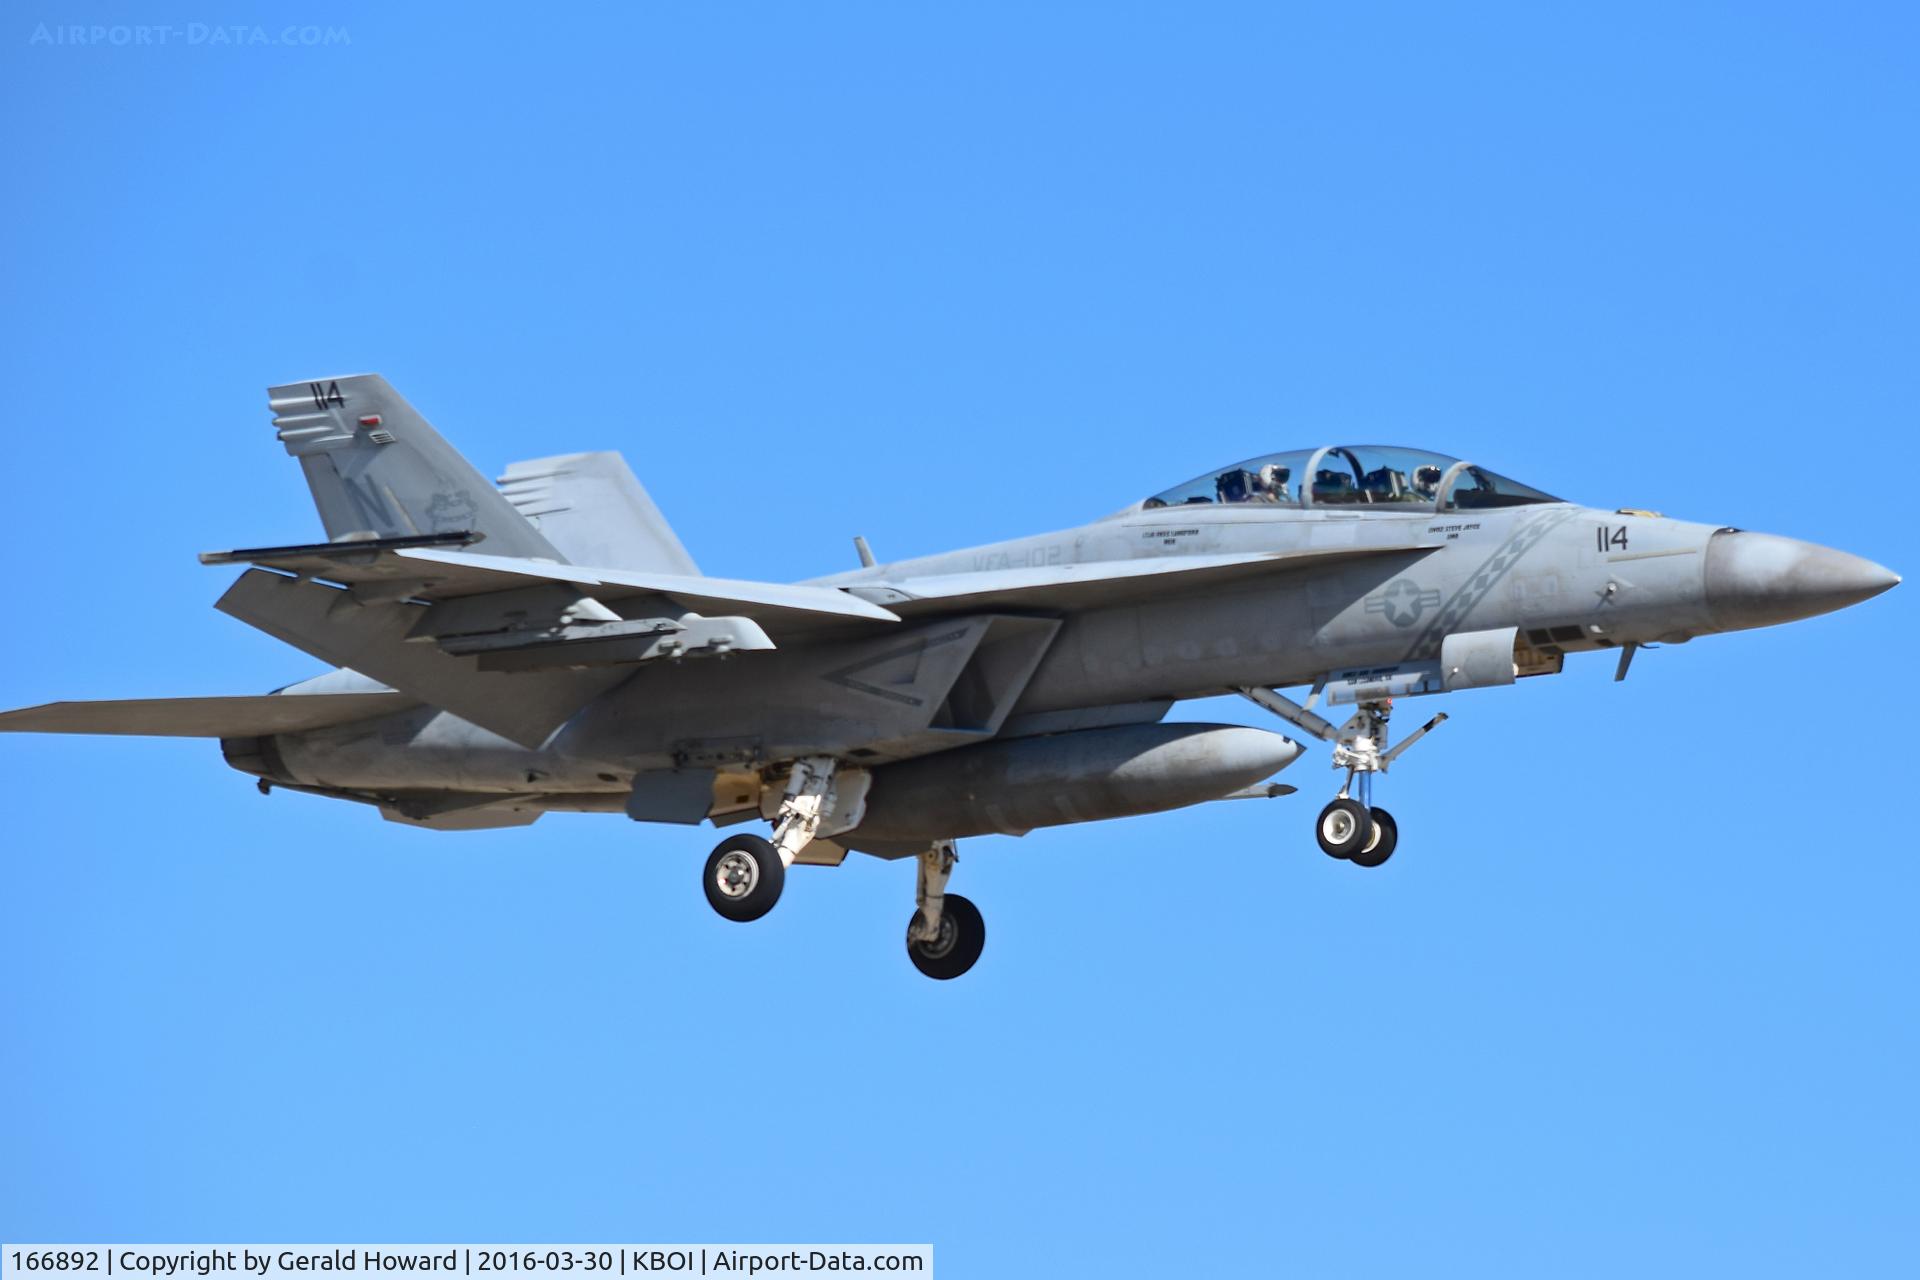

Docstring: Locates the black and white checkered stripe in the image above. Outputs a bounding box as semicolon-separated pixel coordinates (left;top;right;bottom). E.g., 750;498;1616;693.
1401;506;1580;662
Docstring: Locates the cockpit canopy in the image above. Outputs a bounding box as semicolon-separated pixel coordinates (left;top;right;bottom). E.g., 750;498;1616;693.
1142;446;1560;513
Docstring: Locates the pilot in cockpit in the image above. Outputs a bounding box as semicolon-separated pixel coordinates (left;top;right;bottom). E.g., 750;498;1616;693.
1215;469;1253;503
1411;464;1444;502
1214;464;1293;504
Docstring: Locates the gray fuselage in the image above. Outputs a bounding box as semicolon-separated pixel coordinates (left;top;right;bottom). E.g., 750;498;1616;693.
259;500;1747;800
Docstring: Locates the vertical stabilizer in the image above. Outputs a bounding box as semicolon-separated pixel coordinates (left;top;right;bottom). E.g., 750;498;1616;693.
269;375;562;561
497;451;699;574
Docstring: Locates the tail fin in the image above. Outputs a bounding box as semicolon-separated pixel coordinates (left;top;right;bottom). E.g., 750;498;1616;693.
269;375;561;561
497;451;699;574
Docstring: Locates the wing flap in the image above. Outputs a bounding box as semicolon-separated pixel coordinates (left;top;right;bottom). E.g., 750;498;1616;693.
0;692;414;738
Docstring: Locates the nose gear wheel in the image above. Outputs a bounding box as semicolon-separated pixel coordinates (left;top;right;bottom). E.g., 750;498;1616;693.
1350;807;1397;867
1316;797;1374;859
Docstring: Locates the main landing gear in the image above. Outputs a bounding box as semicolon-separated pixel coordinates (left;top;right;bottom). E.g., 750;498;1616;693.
1239;686;1444;869
905;840;985;980
699;758;986;979
702;755;841;922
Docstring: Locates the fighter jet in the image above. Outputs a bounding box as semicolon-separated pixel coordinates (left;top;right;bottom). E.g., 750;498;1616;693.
0;376;1899;977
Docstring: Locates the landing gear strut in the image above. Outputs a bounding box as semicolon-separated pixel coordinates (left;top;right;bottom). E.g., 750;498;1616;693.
1240;686;1442;869
905;840;985;979
702;755;846;922
693;761;985;977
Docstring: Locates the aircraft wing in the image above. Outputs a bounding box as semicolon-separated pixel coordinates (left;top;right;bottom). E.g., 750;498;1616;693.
396;548;901;622
845;545;1437;613
201;539;899;624
0;692;414;738
195;538;898;749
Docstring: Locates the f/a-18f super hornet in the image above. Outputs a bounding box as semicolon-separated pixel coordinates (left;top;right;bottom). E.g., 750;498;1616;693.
0;376;1899;977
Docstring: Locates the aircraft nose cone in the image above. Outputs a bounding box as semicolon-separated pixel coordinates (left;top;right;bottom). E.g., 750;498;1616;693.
1705;530;1900;632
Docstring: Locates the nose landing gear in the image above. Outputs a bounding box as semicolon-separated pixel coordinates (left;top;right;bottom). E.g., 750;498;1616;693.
1315;790;1399;867
1315;796;1374;859
1240;686;1440;868
1350;805;1397;868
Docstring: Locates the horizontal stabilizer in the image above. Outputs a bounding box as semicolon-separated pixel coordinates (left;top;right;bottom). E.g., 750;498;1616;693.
0;692;413;738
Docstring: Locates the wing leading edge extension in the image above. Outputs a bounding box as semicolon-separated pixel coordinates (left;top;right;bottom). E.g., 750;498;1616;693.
841;544;1440;613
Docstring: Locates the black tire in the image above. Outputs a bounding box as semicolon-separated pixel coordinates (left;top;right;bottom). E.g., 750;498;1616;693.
1350;807;1398;868
703;834;785;922
1315;798;1374;859
906;893;986;980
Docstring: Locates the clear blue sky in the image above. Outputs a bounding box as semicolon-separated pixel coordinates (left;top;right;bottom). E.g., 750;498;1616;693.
2;3;1914;1274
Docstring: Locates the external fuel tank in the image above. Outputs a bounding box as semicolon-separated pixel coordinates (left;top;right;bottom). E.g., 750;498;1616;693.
845;721;1301;848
